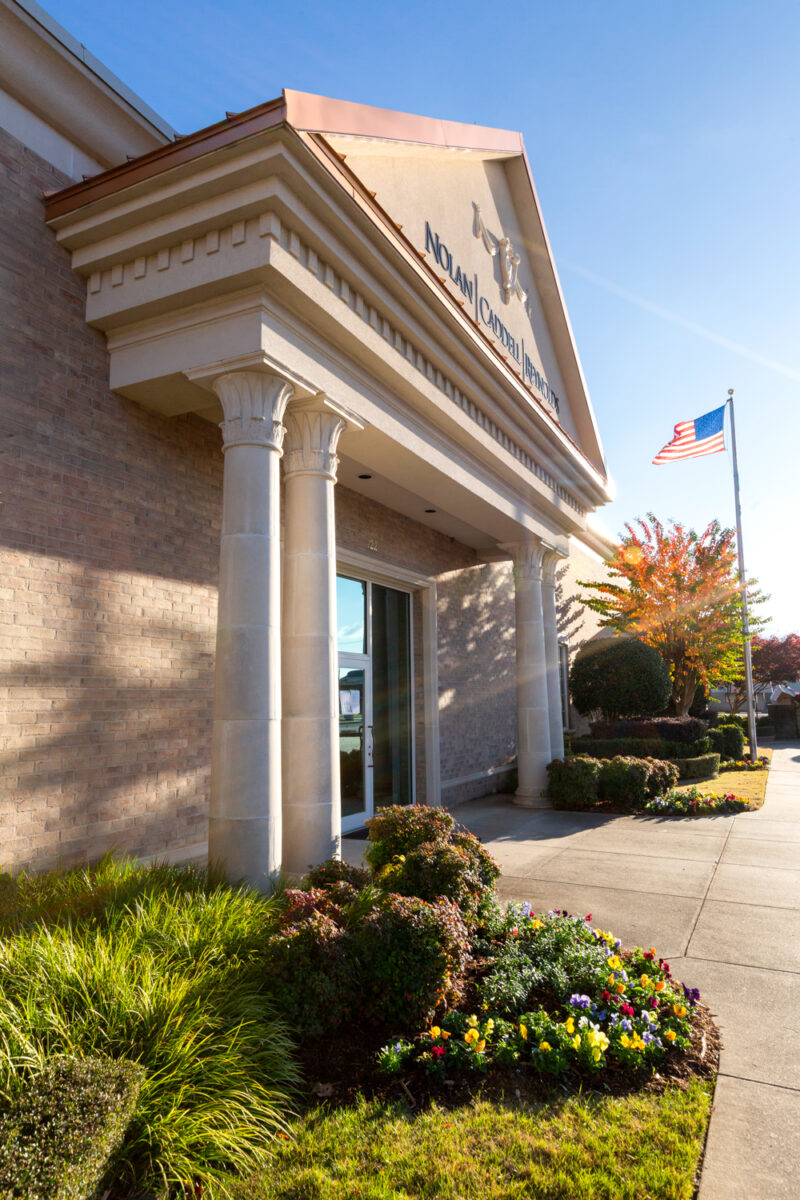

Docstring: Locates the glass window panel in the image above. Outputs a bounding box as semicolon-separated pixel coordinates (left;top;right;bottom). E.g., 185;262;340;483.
339;666;365;818
335;573;367;657
371;584;411;807
336;576;366;655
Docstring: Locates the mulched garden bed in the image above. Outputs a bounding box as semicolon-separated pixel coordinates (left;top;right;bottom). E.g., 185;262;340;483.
298;967;721;1112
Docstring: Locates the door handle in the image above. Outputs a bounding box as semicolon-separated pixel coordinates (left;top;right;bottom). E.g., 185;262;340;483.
366;724;374;768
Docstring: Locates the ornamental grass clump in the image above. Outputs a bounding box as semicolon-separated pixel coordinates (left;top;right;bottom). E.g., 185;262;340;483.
0;859;298;1197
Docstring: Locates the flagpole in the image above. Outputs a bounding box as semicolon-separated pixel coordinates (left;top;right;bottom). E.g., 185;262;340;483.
727;389;758;760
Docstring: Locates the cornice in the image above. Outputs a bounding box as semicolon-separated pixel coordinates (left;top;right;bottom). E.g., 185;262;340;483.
1;0;172;169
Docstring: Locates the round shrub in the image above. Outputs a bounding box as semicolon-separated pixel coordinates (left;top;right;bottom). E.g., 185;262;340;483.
263;908;355;1035
305;858;370;892
644;757;680;797
352;894;469;1027
546;757;601;809
570;639;671;720
598;756;651;808
375;838;497;925
365;805;455;871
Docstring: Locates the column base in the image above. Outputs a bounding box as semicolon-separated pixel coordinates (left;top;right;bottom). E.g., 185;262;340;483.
512;790;551;810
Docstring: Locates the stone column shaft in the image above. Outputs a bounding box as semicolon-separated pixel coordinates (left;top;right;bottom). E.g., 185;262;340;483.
542;552;565;761
210;370;293;890
504;539;553;806
282;397;347;874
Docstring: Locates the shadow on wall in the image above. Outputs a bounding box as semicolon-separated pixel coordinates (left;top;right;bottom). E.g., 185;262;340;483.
436;560;517;788
0;567;216;873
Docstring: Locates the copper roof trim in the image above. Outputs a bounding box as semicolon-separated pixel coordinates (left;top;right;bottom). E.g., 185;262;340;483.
44;96;287;221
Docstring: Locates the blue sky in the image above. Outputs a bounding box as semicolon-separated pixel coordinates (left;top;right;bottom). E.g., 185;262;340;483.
44;0;800;634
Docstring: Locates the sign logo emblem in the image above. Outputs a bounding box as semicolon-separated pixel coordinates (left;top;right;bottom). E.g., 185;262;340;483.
472;203;528;308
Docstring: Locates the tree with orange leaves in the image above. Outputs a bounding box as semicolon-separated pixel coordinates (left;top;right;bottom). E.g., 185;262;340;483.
578;514;766;716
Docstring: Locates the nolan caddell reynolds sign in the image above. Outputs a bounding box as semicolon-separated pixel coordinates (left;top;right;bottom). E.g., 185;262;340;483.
423;204;561;415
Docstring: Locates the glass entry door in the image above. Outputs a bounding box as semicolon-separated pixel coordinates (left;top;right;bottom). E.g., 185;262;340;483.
337;574;412;833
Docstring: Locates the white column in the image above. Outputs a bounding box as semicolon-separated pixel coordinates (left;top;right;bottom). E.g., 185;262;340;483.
542;550;565;761
210;370;293;890
281;395;347;875
504;539;552;807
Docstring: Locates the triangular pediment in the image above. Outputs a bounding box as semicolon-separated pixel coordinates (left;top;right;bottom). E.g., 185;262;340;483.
284;90;606;476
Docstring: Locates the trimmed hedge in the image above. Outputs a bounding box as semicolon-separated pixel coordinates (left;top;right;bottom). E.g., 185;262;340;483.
546;757;600;808
676;753;721;780
590;717;709;744
0;1056;143;1200
708;724;745;761
547;756;678;811
570;736;712;761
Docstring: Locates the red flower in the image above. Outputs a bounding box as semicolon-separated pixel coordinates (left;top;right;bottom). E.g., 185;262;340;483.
432;1045;445;1058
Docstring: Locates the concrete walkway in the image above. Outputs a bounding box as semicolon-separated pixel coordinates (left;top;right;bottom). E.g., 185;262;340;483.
345;740;800;1197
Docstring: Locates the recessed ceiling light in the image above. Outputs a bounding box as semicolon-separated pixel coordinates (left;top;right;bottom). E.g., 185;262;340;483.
358;473;372;479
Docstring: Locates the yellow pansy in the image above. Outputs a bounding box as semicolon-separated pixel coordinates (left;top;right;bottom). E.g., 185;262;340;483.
466;1015;479;1028
430;1026;441;1039
539;1041;551;1052
519;1024;528;1040
608;974;616;986
485;1019;495;1034
572;1035;581;1050
620;1034;631;1049
464;1028;479;1045
531;919;543;930
673;1004;687;1018
441;1030;451;1040
477;1039;486;1052
616;984;626;994
565;1017;575;1035
640;974;651;988
665;1030;677;1042
608;955;623;971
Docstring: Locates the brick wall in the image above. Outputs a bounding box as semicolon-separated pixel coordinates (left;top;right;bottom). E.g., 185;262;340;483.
1;127;223;871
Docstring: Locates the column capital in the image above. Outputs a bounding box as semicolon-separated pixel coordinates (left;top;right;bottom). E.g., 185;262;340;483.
283;394;347;482
541;547;566;588
501;538;554;583
214;371;294;452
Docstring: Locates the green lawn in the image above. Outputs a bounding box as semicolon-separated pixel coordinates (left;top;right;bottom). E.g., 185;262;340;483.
235;1082;713;1200
675;744;772;808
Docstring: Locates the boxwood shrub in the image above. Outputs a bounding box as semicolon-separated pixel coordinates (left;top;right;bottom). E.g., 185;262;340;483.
548;756;678;810
677;753;721;780
570;736;711;760
708;723;745;761
0;1056;143;1200
546;757;601;808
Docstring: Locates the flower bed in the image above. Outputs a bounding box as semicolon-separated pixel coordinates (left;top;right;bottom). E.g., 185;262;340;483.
643;787;754;815
375;905;706;1087
719;755;769;773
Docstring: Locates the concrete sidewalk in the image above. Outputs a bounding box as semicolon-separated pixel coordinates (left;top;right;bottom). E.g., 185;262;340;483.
344;740;800;1197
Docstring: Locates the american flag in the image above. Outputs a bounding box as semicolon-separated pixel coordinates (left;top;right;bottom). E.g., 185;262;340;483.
652;405;726;465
